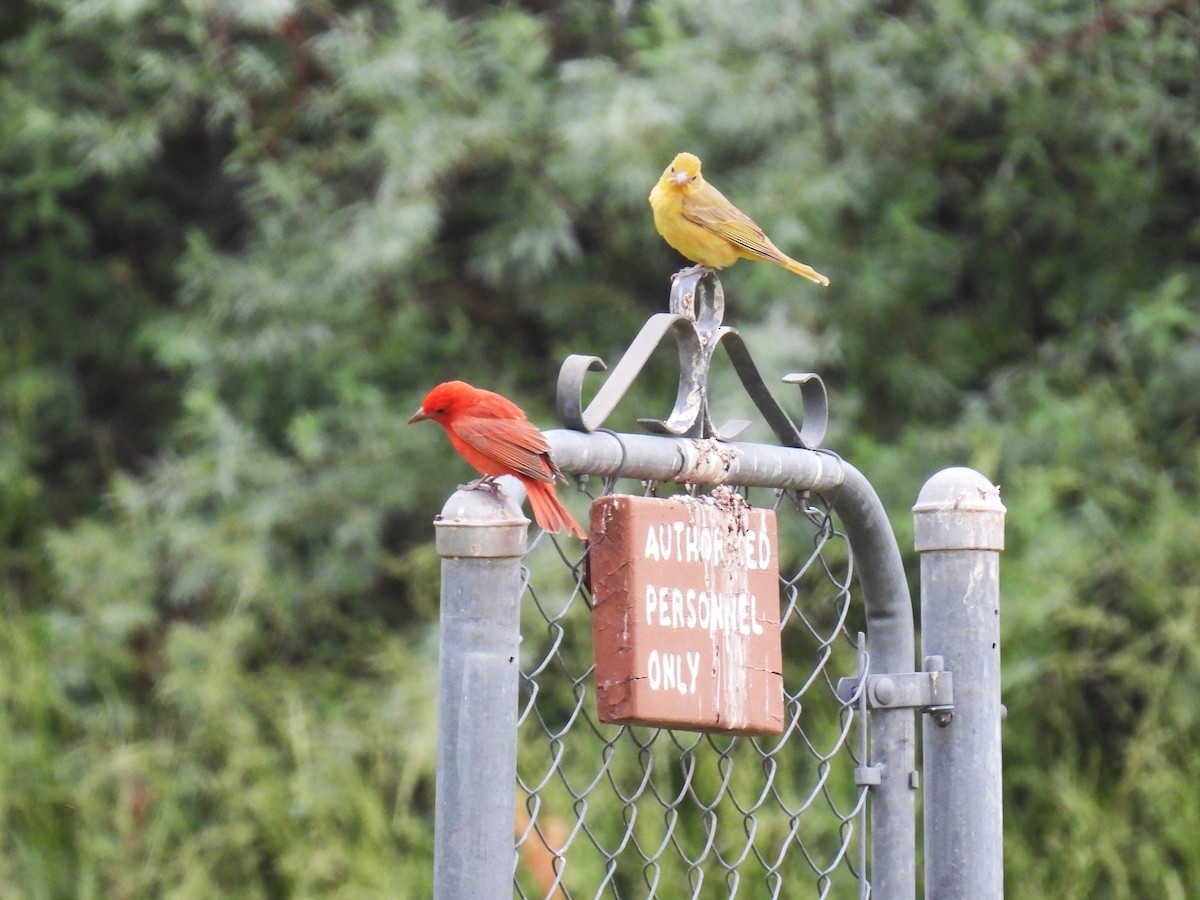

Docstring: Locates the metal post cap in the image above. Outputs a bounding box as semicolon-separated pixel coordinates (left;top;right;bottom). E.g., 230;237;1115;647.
912;467;1005;552
435;476;530;558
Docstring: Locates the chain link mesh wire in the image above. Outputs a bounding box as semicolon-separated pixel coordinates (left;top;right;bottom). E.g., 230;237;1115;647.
514;469;871;899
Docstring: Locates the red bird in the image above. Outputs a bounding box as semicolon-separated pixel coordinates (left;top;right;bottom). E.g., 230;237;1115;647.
408;381;587;539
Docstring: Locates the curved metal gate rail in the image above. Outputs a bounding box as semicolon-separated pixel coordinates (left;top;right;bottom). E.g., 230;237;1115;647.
510;433;916;899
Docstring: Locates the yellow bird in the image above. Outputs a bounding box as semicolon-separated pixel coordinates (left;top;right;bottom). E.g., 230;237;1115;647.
649;152;829;286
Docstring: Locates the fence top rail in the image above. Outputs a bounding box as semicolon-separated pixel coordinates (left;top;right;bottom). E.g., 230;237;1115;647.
543;429;846;494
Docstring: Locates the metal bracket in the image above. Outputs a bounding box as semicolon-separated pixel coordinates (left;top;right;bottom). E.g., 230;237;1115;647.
556;270;828;448
836;656;954;725
855;766;882;787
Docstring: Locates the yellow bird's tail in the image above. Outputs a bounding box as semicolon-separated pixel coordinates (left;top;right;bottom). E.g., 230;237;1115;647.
779;255;830;286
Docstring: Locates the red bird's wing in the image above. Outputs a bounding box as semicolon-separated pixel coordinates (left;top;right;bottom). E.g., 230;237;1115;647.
450;415;559;484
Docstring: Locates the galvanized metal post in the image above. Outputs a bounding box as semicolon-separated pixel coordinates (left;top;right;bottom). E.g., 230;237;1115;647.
432;479;529;900
913;467;1006;900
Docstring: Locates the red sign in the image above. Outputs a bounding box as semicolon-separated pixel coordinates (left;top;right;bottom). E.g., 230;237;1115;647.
589;490;784;734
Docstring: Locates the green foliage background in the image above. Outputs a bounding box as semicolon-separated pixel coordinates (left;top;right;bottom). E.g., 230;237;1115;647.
2;0;1198;895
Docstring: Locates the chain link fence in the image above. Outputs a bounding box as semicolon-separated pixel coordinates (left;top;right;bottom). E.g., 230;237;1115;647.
431;425;1005;900
514;478;871;899
431;273;1004;898
431;433;1003;899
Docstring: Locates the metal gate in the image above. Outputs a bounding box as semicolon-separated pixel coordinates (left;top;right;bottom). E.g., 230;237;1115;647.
429;274;1004;899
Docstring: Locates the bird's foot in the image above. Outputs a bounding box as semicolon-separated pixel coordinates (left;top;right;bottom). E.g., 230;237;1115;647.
671;263;713;283
460;475;503;495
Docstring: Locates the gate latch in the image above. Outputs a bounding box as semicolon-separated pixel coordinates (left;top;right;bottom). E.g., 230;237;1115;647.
836;655;954;725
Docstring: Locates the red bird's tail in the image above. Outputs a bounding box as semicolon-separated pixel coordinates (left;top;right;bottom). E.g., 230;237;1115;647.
524;480;587;540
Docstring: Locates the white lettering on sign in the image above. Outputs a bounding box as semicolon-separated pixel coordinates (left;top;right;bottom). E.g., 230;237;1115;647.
646;649;702;694
641;519;773;570
644;584;765;637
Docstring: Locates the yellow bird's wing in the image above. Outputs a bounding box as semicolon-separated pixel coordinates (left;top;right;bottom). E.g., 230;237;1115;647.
680;183;783;262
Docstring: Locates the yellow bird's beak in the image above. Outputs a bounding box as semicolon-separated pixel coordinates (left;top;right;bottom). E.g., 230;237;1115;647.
673;171;689;187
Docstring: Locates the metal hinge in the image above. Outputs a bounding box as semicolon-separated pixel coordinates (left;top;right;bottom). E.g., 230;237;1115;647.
836;655;955;726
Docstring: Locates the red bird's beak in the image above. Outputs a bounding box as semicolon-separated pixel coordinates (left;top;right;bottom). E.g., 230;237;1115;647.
673;171;689;187
407;407;429;424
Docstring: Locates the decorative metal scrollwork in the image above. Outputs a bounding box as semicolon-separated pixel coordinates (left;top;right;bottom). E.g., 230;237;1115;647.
556;271;828;449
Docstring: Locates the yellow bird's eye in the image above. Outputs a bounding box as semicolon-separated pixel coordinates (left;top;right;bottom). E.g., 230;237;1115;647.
669;166;675;174
689;175;697;183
